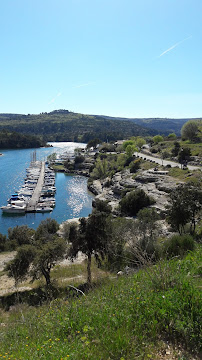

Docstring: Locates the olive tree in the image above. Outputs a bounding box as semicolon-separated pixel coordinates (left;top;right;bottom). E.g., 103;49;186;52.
167;183;202;234
68;201;112;285
6;219;66;286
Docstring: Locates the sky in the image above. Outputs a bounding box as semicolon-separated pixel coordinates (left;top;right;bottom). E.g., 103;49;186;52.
0;0;202;118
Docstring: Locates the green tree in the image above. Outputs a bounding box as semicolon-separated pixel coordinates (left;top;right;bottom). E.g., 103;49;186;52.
91;157;108;179
68;204;112;285
0;233;7;252
7;225;34;249
153;135;163;144
178;147;191;164
125;144;136;158
167;183;202;234
86;138;101;150
120;189;154;216
135;136;146;150
6;219;66;286
181;120;200;142
130;158;141;173
123;140;135;150
171;141;181;157
168;133;177;140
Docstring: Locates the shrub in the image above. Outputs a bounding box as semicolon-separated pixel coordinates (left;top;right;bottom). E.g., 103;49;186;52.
74;155;85;164
130;158;141;173
153;135;164;144
120;189;154;216
163;234;195;258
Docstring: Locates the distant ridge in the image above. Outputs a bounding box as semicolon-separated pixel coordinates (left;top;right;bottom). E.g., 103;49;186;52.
0;111;156;142
0;110;200;141
93;115;202;136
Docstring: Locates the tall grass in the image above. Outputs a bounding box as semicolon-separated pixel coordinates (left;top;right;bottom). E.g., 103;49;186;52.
0;248;201;359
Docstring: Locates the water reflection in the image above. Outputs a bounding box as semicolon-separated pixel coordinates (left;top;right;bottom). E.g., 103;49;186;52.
67;176;92;217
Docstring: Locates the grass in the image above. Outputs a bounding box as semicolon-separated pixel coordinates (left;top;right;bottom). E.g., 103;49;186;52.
168;167;202;185
0;247;201;360
51;164;65;171
139;160;156;171
180;141;202;157
150;139;202;158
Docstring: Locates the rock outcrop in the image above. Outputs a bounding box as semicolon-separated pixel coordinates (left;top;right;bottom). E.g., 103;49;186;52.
88;168;181;215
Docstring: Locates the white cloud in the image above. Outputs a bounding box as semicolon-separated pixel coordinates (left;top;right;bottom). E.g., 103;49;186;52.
158;35;192;57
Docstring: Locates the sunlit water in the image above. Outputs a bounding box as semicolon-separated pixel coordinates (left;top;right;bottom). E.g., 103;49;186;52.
0;143;94;235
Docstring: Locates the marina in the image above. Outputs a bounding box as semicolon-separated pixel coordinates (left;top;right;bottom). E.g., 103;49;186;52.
1;160;56;214
0;142;93;235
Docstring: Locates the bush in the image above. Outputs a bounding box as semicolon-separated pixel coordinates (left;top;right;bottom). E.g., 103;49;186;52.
130;158;141;173
163;234;195;258
74;155;85;164
120;189;154;216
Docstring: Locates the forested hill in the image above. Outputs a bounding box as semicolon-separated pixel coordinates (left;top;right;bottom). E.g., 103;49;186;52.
0;130;46;149
0;111;157;142
94;115;202;136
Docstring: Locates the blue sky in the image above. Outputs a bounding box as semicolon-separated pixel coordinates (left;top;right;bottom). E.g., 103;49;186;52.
0;0;202;118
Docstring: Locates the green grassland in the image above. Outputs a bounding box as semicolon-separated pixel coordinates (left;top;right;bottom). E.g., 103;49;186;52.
0;248;201;360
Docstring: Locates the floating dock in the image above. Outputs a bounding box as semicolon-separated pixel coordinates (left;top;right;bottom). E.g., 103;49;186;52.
26;161;45;212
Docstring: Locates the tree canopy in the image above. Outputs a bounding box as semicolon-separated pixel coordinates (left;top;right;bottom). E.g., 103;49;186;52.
181;120;201;142
167;183;202;234
6;219;66;286
68;201;112;285
120;189;154;216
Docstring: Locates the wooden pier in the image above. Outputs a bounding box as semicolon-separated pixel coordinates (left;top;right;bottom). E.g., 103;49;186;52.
26;161;45;212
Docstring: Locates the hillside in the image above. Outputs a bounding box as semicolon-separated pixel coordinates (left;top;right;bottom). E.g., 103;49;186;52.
94;115;202;136
0;130;46;149
0;110;157;143
0;248;201;359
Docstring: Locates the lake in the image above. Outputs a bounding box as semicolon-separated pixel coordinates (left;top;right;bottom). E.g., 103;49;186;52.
0;142;94;235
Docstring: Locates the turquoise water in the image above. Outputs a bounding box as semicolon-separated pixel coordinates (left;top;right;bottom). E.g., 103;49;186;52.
0;143;94;235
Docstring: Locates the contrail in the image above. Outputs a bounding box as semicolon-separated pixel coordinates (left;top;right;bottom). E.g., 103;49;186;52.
73;82;94;88
158;35;192;57
48;92;62;104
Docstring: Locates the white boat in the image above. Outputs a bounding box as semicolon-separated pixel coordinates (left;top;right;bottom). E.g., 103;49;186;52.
1;204;26;213
36;206;53;213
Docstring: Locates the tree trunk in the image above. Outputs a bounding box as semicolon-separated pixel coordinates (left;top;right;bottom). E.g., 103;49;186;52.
87;253;92;286
41;266;51;286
